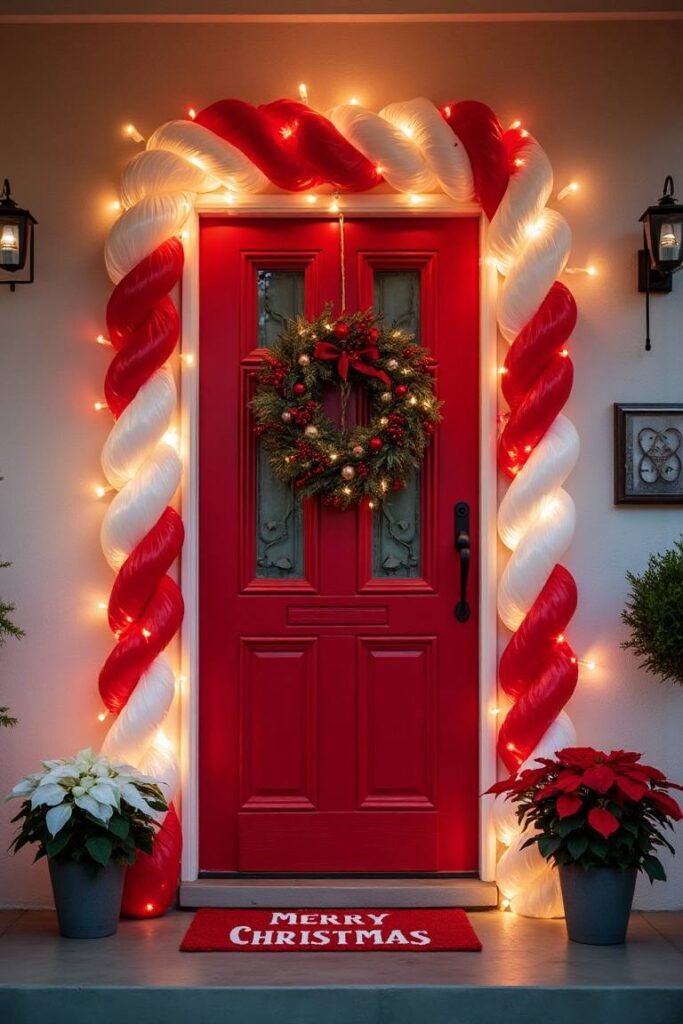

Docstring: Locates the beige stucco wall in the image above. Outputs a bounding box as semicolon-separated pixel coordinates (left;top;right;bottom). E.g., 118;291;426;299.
1;18;682;909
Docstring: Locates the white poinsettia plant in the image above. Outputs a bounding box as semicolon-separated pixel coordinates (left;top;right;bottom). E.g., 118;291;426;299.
6;748;168;869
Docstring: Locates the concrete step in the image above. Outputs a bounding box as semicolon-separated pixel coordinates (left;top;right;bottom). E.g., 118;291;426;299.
180;876;498;908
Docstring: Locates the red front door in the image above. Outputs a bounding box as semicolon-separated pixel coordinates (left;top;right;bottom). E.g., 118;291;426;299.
199;216;479;874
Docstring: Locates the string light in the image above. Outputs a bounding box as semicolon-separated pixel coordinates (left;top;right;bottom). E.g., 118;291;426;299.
162;428;180;449
443;105;452;118
500;898;512;912
565;265;598;276
188;107;197;120
94;484;112;499
93;401;107;412
570;656;597;670
343;486;352;496
497;366;509;376
97;601;108;611
224;191;236;205
557;181;580;201
525;217;546;239
375;164;384;176
97;710;109;722
510;119;522;130
179;353;195;366
514;158;526;168
408;194;422;205
298;83;309;104
556;633;566;644
145;902;155;913
559;348;570;358
96;334;111;347
306;194;318;204
489;707;501;716
141;627;152;639
400;124;414;139
110;200;122;213
280;124;294;140
329;196;340;214
349;97;360;106
124;123;145;144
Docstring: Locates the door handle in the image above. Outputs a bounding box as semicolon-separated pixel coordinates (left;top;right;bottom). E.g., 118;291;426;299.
454;501;471;623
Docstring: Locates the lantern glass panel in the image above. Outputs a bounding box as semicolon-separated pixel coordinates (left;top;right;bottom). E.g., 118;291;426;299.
655;216;682;266
0;217;22;268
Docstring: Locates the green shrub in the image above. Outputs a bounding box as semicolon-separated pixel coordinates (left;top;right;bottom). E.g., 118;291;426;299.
622;537;683;686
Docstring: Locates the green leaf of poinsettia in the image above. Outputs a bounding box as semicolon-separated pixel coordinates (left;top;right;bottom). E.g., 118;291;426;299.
537;835;562;859
85;835;113;867
567;833;589;860
642;855;667;883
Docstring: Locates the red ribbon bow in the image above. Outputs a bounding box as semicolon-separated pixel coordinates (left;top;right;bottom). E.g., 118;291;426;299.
313;339;390;387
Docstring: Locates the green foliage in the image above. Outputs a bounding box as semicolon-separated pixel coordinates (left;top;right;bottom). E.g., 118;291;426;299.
0;549;25;728
622;537;683;686
8;780;167;870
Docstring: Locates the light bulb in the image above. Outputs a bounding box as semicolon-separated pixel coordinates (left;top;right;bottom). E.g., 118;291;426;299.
525;218;545;239
565;265;597;276
163;429;180;449
514;158;526;168
443;105;452;118
375;164;384;176
180;353;194;366
343;486;352;496
400;124;414;139
141;627;152;639
510;119;522;130
408;194;421;205
497;366;509;376
500;898;512;911
109;200;122;213
0;224;19;253
559;348;570;358
489;707;501;716
298;83;308;104
94;485;110;499
556;633;566;644
280;124;294;140
557;181;580;201
96;334;111;346
188;107;197;120
349;97;360;106
329;198;340;214
97;711;109;722
306;194;318;204
224;191;236;205
93;401;107;412
124;123;144;143
98;601;108;611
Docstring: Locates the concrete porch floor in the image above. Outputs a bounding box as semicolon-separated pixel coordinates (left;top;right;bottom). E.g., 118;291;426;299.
1;908;682;1024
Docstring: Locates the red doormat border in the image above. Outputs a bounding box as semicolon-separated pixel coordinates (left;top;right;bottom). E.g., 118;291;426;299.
180;908;482;952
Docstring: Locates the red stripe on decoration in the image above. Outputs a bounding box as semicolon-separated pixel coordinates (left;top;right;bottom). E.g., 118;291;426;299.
102;237;185;914
445;101;510;220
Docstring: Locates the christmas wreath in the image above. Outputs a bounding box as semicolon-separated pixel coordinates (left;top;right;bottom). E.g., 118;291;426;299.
251;308;441;509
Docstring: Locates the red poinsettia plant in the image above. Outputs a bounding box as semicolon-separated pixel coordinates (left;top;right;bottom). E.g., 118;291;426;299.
488;747;682;882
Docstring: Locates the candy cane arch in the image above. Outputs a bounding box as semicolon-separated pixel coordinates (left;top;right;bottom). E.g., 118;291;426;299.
100;96;579;917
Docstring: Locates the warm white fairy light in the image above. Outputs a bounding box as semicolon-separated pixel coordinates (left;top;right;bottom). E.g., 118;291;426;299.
96;334;111;347
408;194;422;205
489;707;501;716
180;353;194;366
400;124;414;139
329;196;340;214
525;217;546;239
93;400;107;412
94;484;111;499
557;181;580;201
510;119;522;130
497;366;509;376
124;123;145;144
141;627;152;639
162;428;180;449
224;190;236;205
110;200;122;213
500;898;512;912
298;83;309;104
97;710;109;722
306;194;318;204
349;97;360;106
514;158;526;168
565;265;597;276
98;601;108;611
188;107;197;120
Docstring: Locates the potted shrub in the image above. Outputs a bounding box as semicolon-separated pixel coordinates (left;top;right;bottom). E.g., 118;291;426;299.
622;537;683;686
489;747;682;944
6;748;168;938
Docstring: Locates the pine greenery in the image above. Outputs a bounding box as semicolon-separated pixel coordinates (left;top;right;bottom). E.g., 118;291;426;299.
622;537;683;687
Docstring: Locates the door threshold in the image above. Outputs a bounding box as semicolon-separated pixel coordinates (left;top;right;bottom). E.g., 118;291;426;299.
180;876;498;909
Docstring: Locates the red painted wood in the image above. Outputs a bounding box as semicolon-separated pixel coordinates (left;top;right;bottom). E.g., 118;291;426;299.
199;217;479;873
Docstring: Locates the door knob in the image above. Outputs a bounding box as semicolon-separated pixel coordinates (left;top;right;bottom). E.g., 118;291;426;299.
454;502;471;623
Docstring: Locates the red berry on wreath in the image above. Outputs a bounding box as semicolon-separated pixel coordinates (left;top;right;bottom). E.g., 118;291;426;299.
392;480;405;492
395;384;408;398
369;437;384;452
293;382;306;396
368;327;379;342
334;322;350;340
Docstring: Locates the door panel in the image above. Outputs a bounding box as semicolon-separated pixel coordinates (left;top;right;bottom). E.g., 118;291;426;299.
199;216;479;874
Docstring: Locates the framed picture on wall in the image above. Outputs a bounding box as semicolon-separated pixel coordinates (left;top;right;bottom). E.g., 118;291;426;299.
614;403;683;505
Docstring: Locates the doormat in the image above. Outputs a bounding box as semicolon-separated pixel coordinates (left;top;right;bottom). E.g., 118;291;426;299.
180;908;482;952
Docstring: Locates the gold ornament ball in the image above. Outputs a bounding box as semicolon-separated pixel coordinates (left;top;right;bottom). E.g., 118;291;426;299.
298;354;311;367
352;444;364;457
386;359;399;371
380;391;392;403
281;411;292;423
304;424;319;437
341;464;356;481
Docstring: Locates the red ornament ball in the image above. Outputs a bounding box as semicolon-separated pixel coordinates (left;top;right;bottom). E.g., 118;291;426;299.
369;437;384;452
333;322;350;339
395;384;408;398
368;327;379;342
293;383;306;396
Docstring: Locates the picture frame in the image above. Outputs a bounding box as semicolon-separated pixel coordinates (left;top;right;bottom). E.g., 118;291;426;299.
614;403;683;505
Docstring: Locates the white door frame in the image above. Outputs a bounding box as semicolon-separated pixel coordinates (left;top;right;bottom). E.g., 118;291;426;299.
177;192;499;883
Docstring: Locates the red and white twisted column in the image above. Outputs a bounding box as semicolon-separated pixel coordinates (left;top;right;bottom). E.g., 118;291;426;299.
101;96;578;916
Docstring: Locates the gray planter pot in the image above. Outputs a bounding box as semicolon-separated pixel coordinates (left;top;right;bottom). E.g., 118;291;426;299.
559;864;637;945
49;859;125;939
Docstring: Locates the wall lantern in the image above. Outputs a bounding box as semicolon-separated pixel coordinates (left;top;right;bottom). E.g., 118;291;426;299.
0;179;37;291
638;176;683;351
